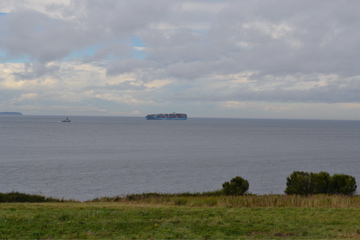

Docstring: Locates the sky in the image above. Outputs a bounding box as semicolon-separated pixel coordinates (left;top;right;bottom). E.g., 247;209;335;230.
1;0;360;119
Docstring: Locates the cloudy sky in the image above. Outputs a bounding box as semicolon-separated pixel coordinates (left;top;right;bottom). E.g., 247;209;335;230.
1;0;360;119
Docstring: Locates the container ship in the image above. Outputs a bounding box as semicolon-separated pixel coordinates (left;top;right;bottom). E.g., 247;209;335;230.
146;112;187;120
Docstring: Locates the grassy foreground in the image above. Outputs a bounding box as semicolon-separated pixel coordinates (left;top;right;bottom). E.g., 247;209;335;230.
1;194;360;239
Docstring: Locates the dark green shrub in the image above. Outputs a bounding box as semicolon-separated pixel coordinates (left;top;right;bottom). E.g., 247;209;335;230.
222;176;249;195
285;171;357;196
310;171;331;194
285;171;310;195
0;192;61;203
329;174;357;195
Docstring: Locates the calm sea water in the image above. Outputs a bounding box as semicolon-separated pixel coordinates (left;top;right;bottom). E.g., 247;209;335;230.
1;115;359;201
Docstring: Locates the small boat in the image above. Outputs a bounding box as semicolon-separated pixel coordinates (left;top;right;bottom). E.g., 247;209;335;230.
61;117;71;122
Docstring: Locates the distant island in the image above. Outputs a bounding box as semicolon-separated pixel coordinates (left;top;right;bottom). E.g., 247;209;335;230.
0;112;23;116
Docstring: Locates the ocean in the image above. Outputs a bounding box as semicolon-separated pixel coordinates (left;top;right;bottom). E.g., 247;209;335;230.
1;115;359;201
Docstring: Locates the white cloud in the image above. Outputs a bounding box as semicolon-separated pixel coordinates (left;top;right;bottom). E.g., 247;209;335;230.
18;93;38;101
243;21;302;49
0;0;71;16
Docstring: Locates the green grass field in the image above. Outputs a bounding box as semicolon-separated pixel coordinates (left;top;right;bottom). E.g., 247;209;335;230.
1;194;360;239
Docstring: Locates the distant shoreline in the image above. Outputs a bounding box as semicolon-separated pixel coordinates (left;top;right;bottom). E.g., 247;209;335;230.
0;112;23;116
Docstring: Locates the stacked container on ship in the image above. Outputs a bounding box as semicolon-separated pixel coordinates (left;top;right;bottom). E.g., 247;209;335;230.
146;112;187;120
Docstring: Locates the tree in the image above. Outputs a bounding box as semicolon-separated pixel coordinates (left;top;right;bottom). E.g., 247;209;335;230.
222;176;249;195
309;171;331;194
329;174;357;195
284;171;310;195
285;171;357;195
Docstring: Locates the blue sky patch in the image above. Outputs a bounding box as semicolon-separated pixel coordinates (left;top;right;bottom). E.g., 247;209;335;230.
0;50;31;63
65;37;147;61
131;36;147;59
67;44;105;59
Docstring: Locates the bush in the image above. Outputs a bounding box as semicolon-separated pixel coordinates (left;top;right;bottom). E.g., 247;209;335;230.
285;171;357;196
284;171;310;195
222;176;249;195
329;174;357;195
310;171;331;194
0;192;61;203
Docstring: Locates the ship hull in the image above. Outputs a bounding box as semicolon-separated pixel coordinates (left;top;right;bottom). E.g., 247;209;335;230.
146;117;187;120
146;112;187;120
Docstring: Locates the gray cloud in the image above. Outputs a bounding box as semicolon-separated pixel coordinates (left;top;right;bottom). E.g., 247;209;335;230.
172;77;360;104
103;0;360;84
0;0;174;63
1;0;360;118
12;62;60;80
210;0;360;77
103;81;148;91
0;10;93;62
